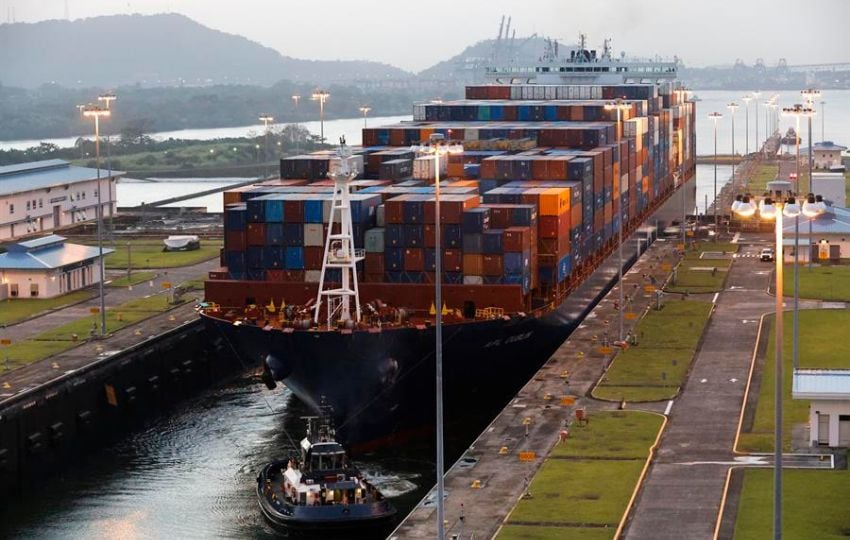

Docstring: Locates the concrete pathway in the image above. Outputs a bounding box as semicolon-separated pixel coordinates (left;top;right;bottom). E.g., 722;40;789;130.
624;243;774;540
2;259;216;342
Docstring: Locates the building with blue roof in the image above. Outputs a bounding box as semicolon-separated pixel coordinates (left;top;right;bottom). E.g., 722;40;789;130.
0;234;114;299
0;159;122;241
793;368;850;447
781;204;850;262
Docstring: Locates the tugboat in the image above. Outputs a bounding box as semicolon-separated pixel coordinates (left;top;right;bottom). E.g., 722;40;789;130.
256;404;396;533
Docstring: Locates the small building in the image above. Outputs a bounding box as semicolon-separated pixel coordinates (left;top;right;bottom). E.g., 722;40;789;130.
781;204;850;263
0;159;121;242
806;141;848;170
0;235;114;299
793;369;850;447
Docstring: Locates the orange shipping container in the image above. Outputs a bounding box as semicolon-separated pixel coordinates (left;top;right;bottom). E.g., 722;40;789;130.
539;187;570;216
463;254;484;275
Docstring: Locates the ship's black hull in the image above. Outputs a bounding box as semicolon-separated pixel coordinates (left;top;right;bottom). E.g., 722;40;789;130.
203;232;649;451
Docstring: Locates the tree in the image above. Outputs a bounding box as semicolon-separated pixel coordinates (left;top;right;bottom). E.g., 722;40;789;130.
120;117;155;146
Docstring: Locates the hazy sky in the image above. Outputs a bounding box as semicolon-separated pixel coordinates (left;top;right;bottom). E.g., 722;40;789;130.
3;0;849;72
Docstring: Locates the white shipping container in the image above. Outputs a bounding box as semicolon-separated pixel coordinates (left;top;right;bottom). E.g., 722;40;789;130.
511;86;522;100
304;224;324;246
305;270;322;283
591;86;602;99
463;275;483;285
544;86;556;100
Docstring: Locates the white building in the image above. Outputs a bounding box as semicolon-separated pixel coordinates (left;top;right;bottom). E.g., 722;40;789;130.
807;141;847;170
781;205;850;263
793;369;850;447
0;159;120;241
0;235;113;299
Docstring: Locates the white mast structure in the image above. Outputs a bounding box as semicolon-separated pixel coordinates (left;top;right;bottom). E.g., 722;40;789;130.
313;137;364;327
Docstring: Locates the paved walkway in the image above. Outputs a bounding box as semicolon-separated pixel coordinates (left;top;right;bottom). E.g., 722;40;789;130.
2;259;216;342
391;237;683;539
624;243;774;540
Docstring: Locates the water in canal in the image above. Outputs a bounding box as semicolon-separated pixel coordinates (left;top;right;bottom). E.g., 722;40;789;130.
0;372;438;539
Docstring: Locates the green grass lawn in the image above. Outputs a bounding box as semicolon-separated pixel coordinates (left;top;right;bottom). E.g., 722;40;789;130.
738;309;850;452
746;163;779;192
1;294;178;370
666;243;738;294
72;238;222;269
594;301;713;402
0;290;95;325
497;411;663;540
782;264;850;301
733;467;850;539
107;271;157;287
498;526;615;540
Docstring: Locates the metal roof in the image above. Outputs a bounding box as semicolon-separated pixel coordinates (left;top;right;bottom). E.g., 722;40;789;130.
782;205;850;236
792;369;850;400
0;235;114;270
0;159;123;197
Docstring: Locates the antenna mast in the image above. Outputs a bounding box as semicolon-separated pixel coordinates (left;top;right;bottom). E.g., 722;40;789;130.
313;137;364;328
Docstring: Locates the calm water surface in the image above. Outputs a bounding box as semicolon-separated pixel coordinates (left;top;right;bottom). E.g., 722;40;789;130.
0;373;429;539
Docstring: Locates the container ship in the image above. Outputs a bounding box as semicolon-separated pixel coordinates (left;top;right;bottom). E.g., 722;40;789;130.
199;38;696;450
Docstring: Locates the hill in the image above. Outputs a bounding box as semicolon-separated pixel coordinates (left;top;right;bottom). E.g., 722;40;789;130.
419;36;553;81
0;13;412;88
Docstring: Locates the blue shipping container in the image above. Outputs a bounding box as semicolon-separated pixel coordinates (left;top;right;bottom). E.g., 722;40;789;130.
285;247;305;270
264;199;284;223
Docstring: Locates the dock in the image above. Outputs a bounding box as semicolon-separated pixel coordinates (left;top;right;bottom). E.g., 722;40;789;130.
391;233;683;538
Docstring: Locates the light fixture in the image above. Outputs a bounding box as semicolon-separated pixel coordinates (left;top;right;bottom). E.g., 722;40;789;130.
736;195;757;217
801;193;818;217
783;197;801;217
731;194;743;213
759;197;777;219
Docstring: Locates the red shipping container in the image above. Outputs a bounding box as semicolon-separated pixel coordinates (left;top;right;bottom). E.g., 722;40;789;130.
482;254;504;276
225;231;246;252
503;106;517;122
389;129;405;146
304;246;324;270
366;253;385;274
538;237;570;257
283;270;305;282
385;196;406;224
538;214;570;239
247;223;266;246
404;248;424;272
266;269;286;282
503;227;531;252
486;205;513;229
443;250;463;273
480;159;498;180
424;195;478;224
365;273;383;283
571;205;582;231
284;200;304;223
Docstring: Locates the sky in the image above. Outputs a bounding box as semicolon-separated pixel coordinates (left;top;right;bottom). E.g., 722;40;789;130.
2;0;849;72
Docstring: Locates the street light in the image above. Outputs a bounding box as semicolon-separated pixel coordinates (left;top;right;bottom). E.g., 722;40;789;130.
81;104;110;337
415;133;462;540
359;106;372;128
605;99;631;341
291;95;302;151
732;190;821;540
742;94;752;156
820;100;826;142
801;89;821;271
259;114;275;178
727;102;739;186
97;92;117;239
708;112;723;239
311;90;330;144
752;91;761;152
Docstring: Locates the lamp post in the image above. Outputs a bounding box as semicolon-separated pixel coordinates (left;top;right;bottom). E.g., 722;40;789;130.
820;100;825;142
605;99;630;341
311;90;330;144
801;89;821;272
259;114;275;178
752;91;761;153
727;102;739;187
732;190;824;540
291;95;302;152
359;106;372;128
416;133;462;540
742;94;752;157
97;92;117;239
81;104;110;336
708;112;723;240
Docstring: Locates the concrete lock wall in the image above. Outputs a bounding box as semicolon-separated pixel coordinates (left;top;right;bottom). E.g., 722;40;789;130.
0;322;240;497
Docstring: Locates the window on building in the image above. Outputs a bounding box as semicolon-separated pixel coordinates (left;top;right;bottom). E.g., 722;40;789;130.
82;192;86;200
8;203;13;214
26;201;31;211
9;284;18;297
38;199;43;208
30;283;39;297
